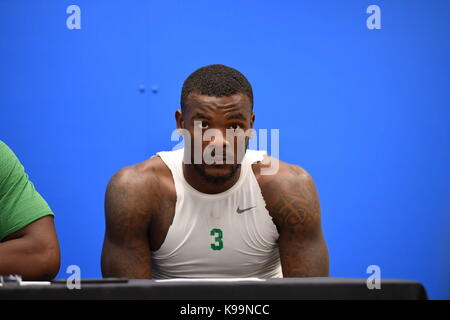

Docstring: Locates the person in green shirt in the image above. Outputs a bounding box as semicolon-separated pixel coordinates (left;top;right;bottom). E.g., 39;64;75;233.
0;141;60;280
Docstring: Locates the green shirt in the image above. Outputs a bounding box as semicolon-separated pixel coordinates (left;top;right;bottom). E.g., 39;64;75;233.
0;141;54;241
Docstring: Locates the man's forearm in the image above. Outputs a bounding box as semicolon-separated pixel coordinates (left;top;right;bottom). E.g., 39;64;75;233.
0;237;59;280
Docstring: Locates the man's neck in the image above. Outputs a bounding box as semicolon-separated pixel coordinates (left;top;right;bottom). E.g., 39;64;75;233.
182;163;241;194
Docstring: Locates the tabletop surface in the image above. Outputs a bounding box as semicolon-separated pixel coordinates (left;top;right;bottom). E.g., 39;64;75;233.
0;277;428;300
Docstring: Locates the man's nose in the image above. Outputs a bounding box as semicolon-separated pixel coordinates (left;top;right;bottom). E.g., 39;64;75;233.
209;130;230;148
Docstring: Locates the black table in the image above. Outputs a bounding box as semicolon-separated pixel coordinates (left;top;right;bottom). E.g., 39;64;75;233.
0;278;427;300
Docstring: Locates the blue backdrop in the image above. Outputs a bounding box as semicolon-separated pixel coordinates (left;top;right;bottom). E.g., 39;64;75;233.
0;0;449;299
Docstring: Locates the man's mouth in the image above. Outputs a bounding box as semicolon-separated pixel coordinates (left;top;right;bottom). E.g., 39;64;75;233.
219;155;236;164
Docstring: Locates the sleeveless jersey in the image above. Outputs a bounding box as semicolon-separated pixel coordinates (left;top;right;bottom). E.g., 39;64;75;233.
151;148;282;278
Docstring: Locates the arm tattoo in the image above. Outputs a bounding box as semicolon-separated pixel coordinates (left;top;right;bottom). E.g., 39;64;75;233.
262;164;329;277
265;165;319;230
101;167;158;278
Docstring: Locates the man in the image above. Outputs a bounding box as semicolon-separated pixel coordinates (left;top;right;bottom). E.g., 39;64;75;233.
101;64;329;278
0;141;60;280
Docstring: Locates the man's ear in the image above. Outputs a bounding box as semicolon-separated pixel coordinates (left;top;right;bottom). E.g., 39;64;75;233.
175;109;183;127
250;112;255;129
175;109;184;135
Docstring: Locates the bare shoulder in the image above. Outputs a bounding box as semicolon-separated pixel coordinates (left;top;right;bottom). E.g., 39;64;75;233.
252;155;320;231
102;156;174;278
105;156;173;224
252;154;313;188
109;155;171;191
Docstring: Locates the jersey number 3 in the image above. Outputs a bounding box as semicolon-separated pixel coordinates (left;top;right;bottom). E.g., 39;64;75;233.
210;228;223;250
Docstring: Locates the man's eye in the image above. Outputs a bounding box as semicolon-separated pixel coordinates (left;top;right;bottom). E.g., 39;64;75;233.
229;124;242;130
196;121;209;129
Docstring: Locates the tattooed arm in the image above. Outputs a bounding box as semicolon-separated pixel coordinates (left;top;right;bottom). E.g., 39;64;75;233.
101;166;153;279
258;159;329;277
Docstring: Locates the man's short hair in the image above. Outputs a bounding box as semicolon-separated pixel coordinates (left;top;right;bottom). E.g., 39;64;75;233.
181;64;254;112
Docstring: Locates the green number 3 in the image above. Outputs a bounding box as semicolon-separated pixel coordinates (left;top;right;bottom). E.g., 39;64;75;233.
210;228;223;250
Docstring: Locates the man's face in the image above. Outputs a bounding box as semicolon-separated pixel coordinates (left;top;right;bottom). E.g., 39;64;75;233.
177;92;255;184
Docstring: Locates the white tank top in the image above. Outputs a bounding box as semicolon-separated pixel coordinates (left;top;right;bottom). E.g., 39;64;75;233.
151;148;283;279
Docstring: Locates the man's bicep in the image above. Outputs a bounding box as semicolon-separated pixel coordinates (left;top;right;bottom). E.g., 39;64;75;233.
101;171;152;278
278;222;329;277
274;167;329;277
101;235;151;278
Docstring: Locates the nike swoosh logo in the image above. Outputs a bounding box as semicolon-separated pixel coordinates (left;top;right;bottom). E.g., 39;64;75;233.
237;206;256;214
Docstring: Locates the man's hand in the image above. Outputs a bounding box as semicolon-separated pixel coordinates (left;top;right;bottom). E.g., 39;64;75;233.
0;215;60;280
